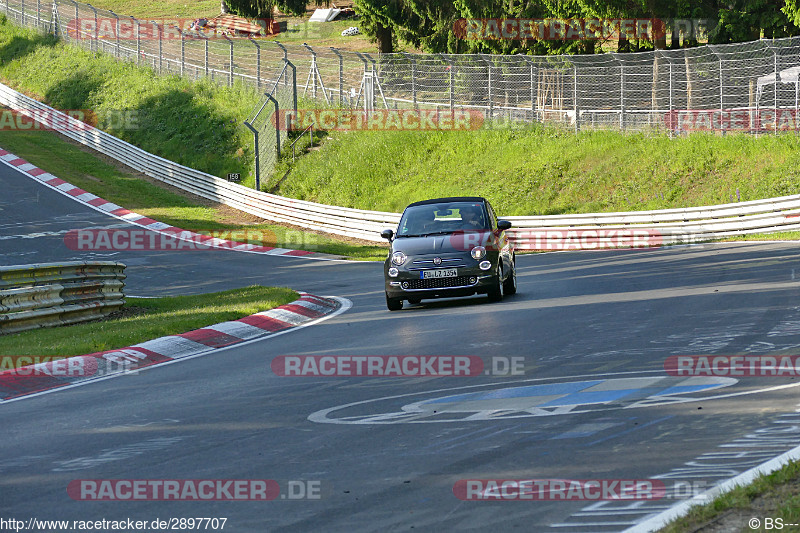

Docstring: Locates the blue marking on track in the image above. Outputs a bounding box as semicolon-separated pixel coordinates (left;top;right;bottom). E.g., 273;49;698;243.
421;380;604;404
656;383;720;396
540;388;638;407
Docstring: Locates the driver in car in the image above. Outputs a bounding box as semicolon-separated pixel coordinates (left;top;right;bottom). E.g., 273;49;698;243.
460;205;484;230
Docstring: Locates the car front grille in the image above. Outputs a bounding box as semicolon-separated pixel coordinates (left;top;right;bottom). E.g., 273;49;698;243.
406;276;477;290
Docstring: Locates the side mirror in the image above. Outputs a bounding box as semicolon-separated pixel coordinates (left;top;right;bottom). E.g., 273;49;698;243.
497;220;512;231
381;229;394;241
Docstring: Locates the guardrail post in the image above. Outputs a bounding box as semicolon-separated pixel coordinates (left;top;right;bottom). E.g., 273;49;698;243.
224;33;233;87
331;47;343;106
21;0;25;25
249;35;261;90
109;9;119;58
87;3;97;52
36;0;40;30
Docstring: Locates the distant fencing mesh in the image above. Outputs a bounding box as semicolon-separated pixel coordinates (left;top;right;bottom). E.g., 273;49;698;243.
5;1;800;182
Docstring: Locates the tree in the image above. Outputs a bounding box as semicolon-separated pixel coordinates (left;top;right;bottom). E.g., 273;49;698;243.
222;0;313;18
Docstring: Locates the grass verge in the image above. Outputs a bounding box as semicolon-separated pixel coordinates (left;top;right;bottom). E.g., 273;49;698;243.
0;286;298;358
273;123;800;216
659;460;800;532
0;17;259;184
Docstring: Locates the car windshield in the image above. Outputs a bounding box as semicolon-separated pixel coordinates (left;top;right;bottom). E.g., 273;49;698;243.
397;202;489;237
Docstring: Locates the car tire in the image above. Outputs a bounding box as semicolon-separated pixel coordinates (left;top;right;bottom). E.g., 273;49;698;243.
386;292;403;311
487;266;503;302
503;258;517;296
408;298;422;305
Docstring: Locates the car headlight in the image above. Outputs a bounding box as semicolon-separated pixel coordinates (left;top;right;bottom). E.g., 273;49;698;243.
391;251;407;266
388;267;399;277
471;246;486;260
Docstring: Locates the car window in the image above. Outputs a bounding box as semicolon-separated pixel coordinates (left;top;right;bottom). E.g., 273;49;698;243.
398;202;490;235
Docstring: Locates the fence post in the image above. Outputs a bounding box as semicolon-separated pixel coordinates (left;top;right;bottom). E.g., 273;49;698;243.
331;47;343;106
150;20;162;73
203;31;209;77
303;43;318;99
68;0;78;42
521;56;536;121
249;35;261;90
224;34;233;86
481;55;493;120
175;26;184;77
615;56;625;131
243;121;260;191
353;51;369;109
21;0;24;26
274;41;289;89
440;54;454;112
573;63;579;133
774;48;778;134
268;94;280;160
87;3;97;52
131;16;140;65
36;0;40;29
403;52;416;109
109;10;119;58
668;55;674;138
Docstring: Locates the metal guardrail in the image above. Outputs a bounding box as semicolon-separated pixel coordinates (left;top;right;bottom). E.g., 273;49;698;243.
0;261;126;334
1;81;800;246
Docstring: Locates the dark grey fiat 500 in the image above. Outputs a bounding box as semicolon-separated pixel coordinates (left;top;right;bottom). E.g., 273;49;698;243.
381;197;516;311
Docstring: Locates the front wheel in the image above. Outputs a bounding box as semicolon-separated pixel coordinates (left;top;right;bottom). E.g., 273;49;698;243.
386;292;403;311
503;258;517;295
487;267;503;302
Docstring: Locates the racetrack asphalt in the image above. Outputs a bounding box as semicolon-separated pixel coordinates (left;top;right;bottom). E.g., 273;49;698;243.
3;157;800;532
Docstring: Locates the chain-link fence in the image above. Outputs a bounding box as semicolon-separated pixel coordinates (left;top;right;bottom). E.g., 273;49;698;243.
5;0;800;179
244;61;297;188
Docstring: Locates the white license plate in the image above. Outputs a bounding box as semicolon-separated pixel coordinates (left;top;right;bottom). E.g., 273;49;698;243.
422;269;458;279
